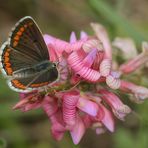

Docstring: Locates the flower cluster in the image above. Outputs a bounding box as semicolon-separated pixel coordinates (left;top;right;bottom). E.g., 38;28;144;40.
13;23;148;144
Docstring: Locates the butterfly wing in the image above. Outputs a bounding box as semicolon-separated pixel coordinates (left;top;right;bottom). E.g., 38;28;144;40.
9;16;49;61
0;43;40;76
8;68;59;92
0;16;57;92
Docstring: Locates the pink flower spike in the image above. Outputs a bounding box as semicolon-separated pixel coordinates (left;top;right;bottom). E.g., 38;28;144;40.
62;92;79;126
70;115;85;145
91;23;112;59
120;80;148;102
77;97;99;116
70;32;77;43
99;89;131;120
119;41;148;74
80;31;88;39
99;104;115;132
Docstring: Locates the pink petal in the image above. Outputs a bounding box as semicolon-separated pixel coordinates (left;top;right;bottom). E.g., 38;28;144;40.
43;34;55;45
99;104;115;132
70;115;85;145
22;102;42;112
42;96;58;117
91;23;112;59
100;59;112;77
54;38;87;53
120;80;148;102
82;39;103;53
51;122;65;141
62;92;79;126
80;31;88;39
82;115;93;128
77;97;99;116
82;48;98;67
47;44;59;61
70;32;77;43
99;89;131;120
68;51;100;82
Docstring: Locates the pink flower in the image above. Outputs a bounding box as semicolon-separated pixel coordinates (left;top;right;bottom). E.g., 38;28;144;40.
120;80;148;103
119;42;148;74
98;89;131;120
10;23;148;145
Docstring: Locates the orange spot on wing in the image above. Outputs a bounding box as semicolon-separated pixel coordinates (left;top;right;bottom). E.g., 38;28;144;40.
31;82;48;88
14;35;20;41
12;80;26;89
4;57;9;62
13;41;18;47
5;63;11;67
7;48;11;52
17;31;22;36
4;51;10;57
20;27;25;32
6;67;13;75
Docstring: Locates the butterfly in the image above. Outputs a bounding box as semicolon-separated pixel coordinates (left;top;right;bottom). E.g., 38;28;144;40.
0;16;59;92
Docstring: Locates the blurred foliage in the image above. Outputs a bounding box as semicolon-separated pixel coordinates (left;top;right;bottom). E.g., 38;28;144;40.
0;0;148;148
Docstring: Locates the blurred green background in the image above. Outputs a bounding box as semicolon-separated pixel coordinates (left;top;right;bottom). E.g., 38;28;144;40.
0;0;148;148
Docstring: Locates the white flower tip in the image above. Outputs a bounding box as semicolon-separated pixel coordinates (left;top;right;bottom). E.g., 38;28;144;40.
130;95;144;104
112;37;137;59
118;105;131;114
100;59;112;77
90;22;104;32
106;75;121;90
83;39;104;53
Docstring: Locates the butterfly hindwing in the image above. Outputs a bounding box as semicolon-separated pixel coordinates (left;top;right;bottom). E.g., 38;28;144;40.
8;67;59;92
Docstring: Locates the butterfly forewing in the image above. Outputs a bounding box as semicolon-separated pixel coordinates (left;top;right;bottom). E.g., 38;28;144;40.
0;43;40;76
9;16;49;62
